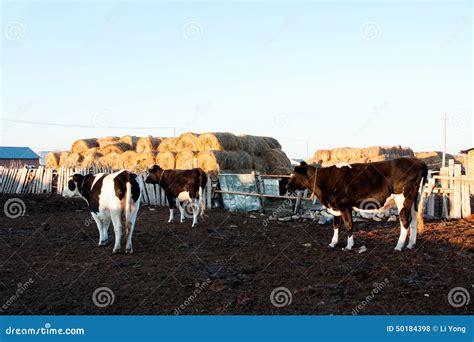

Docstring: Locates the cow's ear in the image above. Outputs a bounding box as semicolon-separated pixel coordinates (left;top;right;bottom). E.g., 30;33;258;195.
294;165;308;175
72;174;83;183
300;161;308;167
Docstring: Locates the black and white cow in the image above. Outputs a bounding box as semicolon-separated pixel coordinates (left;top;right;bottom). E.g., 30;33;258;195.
287;158;428;251
63;170;142;253
145;165;207;227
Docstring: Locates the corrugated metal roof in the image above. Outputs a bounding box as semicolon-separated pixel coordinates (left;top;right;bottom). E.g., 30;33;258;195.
0;146;40;159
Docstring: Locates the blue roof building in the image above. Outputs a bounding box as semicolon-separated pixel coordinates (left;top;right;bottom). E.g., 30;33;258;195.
0;146;40;167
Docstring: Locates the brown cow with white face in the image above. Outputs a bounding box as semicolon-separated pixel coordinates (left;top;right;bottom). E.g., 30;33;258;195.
287;158;428;251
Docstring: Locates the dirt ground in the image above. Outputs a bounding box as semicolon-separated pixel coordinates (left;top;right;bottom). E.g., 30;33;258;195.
0;194;473;315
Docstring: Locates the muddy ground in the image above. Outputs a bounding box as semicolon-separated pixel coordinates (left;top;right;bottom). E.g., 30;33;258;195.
0;194;472;315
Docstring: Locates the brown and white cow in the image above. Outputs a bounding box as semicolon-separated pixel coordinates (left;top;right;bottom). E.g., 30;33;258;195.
63;170;142;253
287;158;428;251
145;165;207;227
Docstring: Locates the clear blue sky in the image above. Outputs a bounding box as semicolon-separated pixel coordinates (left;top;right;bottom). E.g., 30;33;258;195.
1;0;472;159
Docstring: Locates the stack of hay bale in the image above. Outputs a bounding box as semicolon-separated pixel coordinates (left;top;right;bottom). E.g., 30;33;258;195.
45;132;292;175
309;146;415;167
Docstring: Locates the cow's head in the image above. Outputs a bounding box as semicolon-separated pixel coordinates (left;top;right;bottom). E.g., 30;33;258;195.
62;174;84;198
286;161;312;193
145;165;163;184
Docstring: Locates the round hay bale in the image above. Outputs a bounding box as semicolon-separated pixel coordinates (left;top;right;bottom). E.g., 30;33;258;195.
119;151;138;170
136;136;161;153
97;136;120;148
262;136;282;149
119;135;138;149
157;137;178;152
176;132;200;151
58;151;71;167
197;150;252;173
71;138;98;153
197;132;239;151
45;152;61;168
135;151;157;171
99;142;131;155
99;152;123;170
251;156;267;173
64;153;83;168
263;149;292;174
238;135;270;155
175;150;197;170
156;152;176;170
82;151;102;167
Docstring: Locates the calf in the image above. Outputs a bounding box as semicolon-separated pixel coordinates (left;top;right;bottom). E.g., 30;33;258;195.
63;170;142;253
287;158;428;251
145;165;207;227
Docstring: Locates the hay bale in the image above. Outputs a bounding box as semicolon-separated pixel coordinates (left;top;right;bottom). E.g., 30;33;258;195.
82;151;102;167
119;135;138;149
71;138;98;153
156;152;176;170
157;137;178;152
238;135;270;155
175;150;197;170
135;152;157;171
58;151;71;167
97;136;120;148
45;152;61;168
311;146;414;166
176;132;200;151
197;150;252;173
64;153;83;168
251;156;267;173
263;149;292;174
99;142;131;155
119;151;138;170
197;132;239;151
136;136;161;153
262;136;282;149
99;152;123;170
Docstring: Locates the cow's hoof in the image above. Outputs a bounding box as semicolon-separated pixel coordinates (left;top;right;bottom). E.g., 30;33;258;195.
113;249;121;254
180;220;185;224
406;244;415;250
98;240;108;247
394;247;402;252
168;220;174;223
328;244;336;248
342;247;352;251
125;248;133;254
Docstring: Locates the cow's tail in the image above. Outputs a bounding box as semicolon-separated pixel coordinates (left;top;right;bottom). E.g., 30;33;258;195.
199;171;208;218
124;172;138;234
416;163;429;234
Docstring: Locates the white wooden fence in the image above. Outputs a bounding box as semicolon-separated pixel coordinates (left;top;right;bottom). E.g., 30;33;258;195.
0;166;212;209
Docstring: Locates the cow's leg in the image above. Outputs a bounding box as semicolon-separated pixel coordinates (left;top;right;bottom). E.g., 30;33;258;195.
394;193;412;251
110;210;123;253
341;209;354;251
91;214;105;246
125;204;139;254
191;198;199;227
329;215;342;248
407;203;418;249
100;216;111;246
178;201;186;223
167;195;175;223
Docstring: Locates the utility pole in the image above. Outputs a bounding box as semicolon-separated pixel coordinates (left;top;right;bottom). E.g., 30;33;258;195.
442;113;447;168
